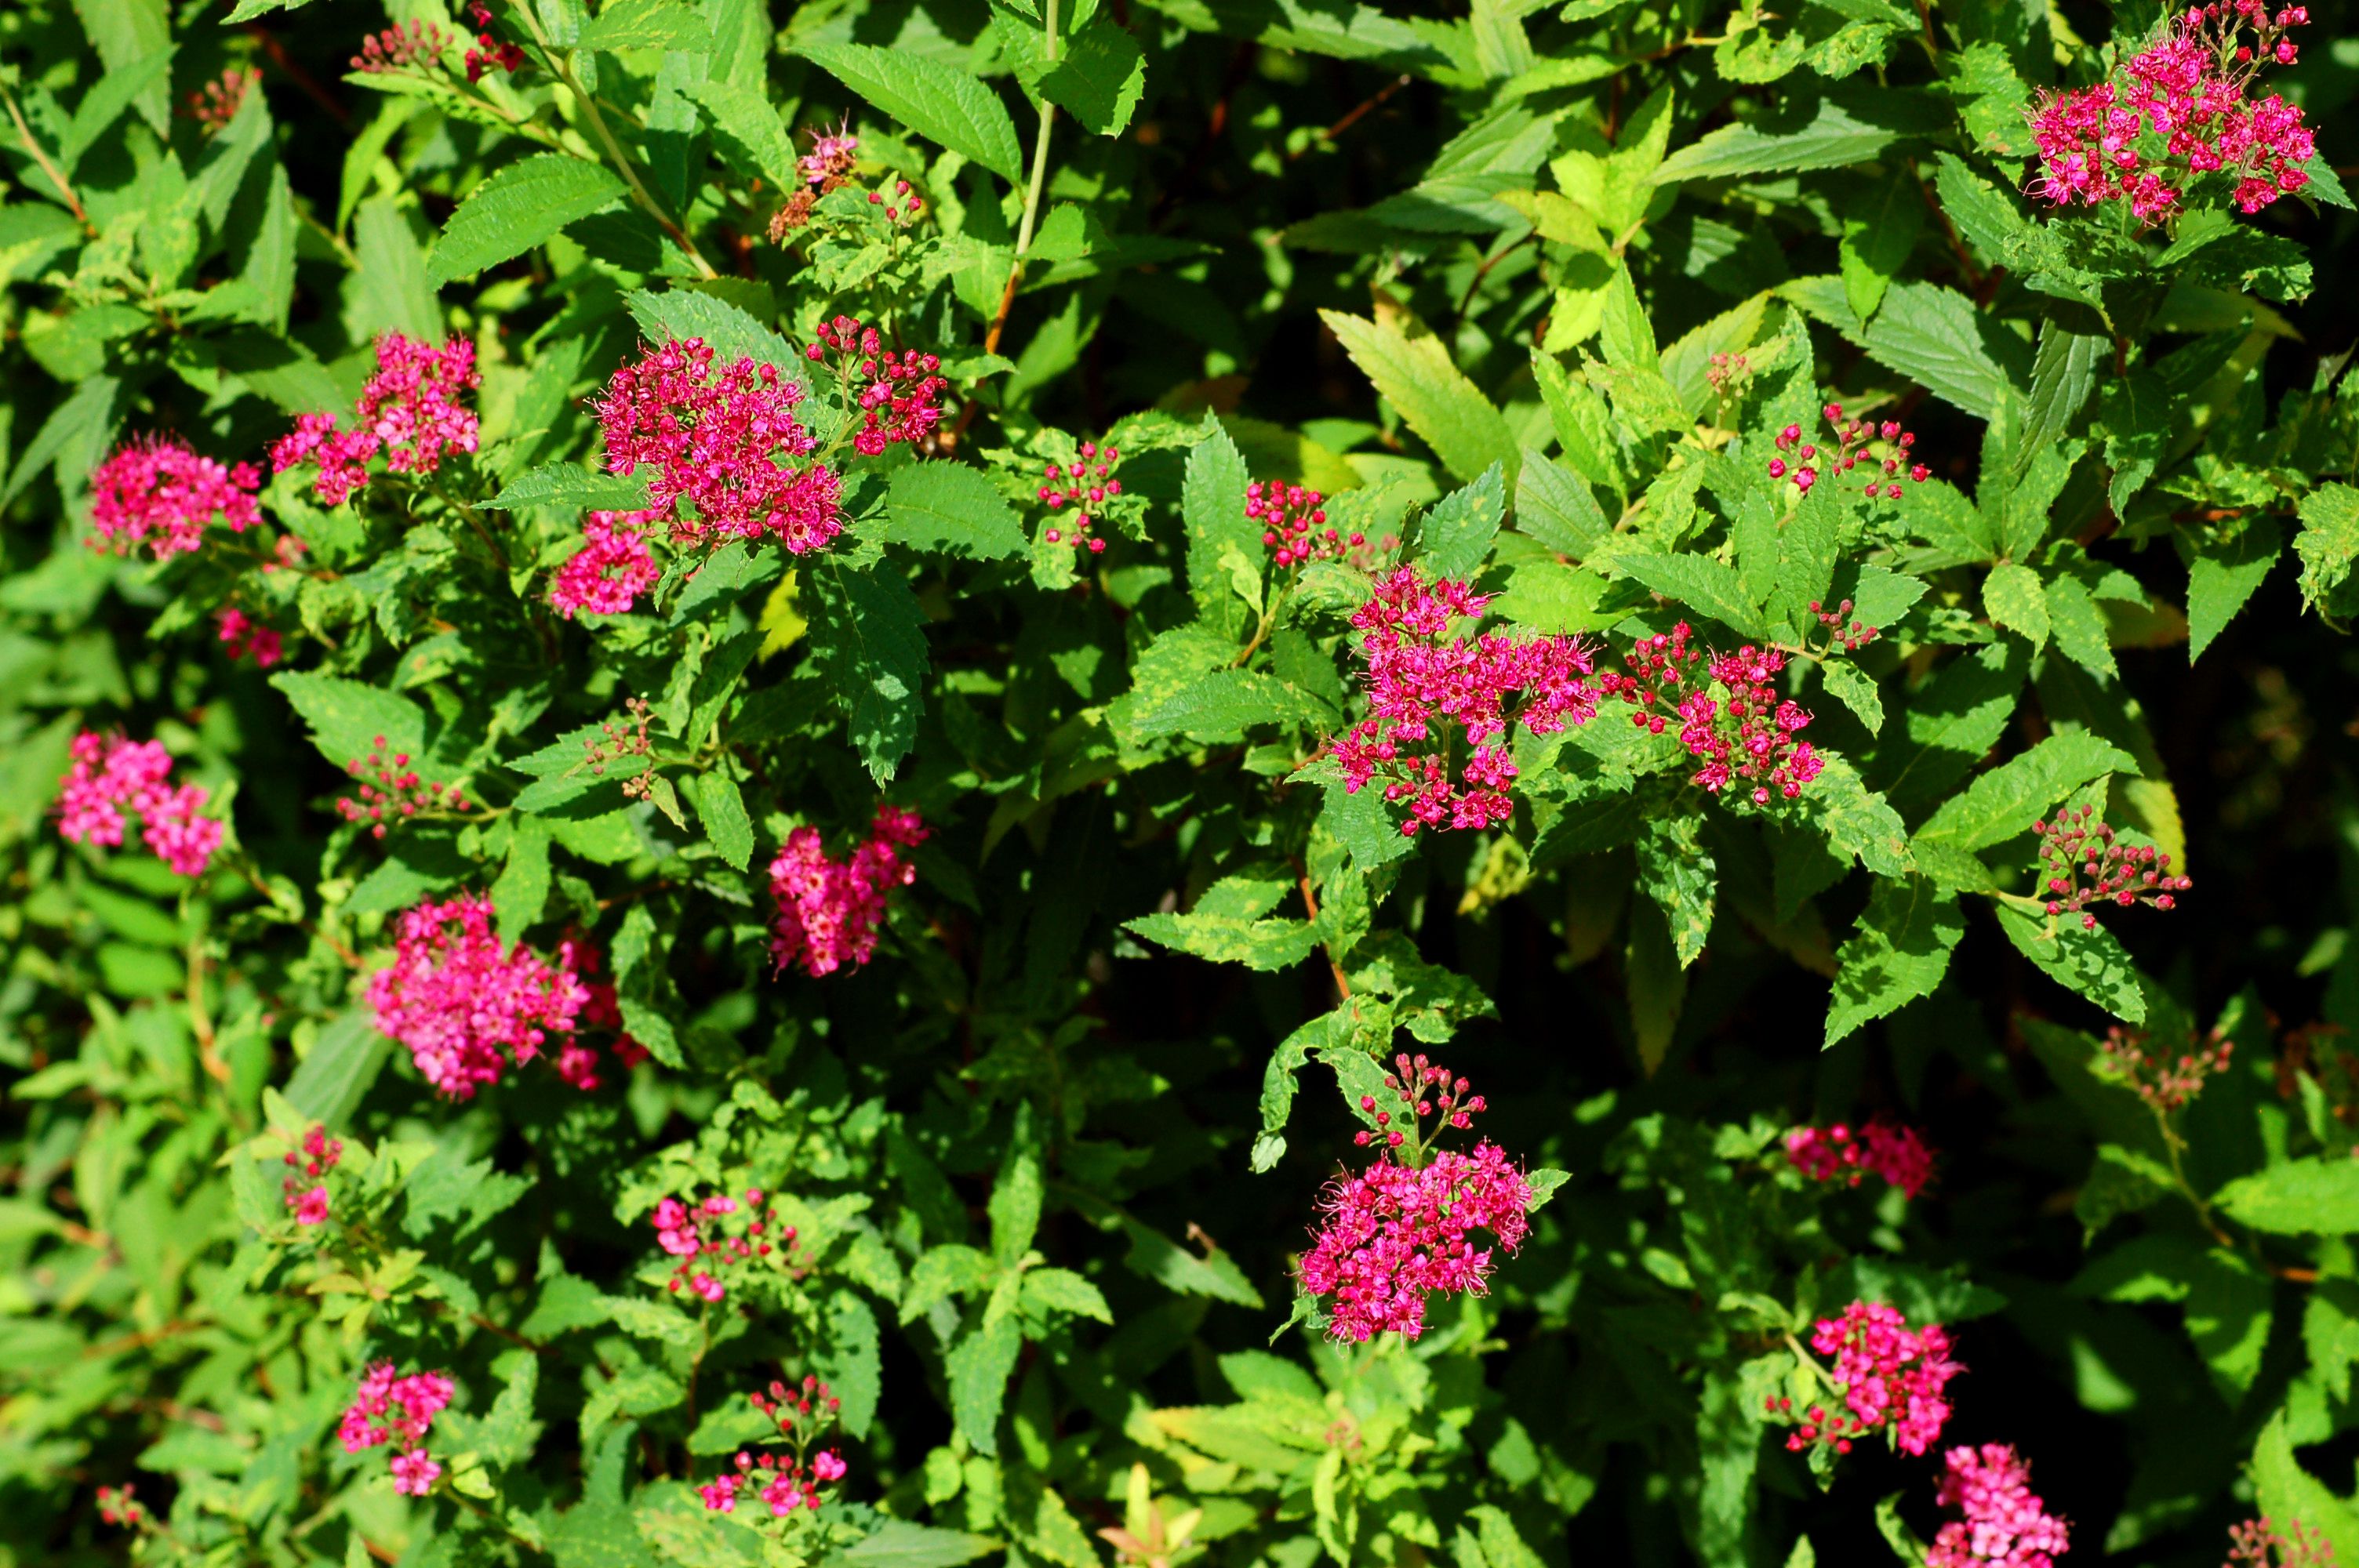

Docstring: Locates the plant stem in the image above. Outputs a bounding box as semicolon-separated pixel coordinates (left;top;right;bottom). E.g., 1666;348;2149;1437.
984;0;1062;359
2;81;88;229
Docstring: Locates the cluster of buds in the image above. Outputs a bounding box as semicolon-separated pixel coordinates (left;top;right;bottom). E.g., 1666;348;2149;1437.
464;0;525;82
583;697;656;800
1783;1120;1936;1199
699;1377;849;1519
652;1188;801;1303
340;1363;456;1496
863;178;927;226
1706;350;1754;405
337;735;471;840
2227;1516;2336;1567
96;1484;144;1529
2032;806;2191;929
184;67;257;133
1038;441;1125;554
2100;1023;2234;1114
352;20;452;73
1808;598;1878;655
807;318;947;456
1252;481;1359;568
282;1124;344;1227
1599;626;1824;804
217;607;285;669
1769;405;1928;500
769;126;861;236
1768;1301;1961;1457
1354;1052;1488;1156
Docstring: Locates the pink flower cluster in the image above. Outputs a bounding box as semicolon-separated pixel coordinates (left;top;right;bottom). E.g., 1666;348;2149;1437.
800;128;860;191
184;68;256;134
1784;1121;1936;1199
337;735;471;840
550;509;663;618
768;804;928;978
1330;567;1598;836
1768;404;1928;500
340;1362;456;1497
2099;1022;2234;1113
1598;624;1823;804
700;1377;849;1519
271;334;482;506
806;316;946;456
2227;1516;2335;1567
366;895;632;1098
463;0;525;81
1770;1301;1961;1457
1038;440;1124;554
1926;1444;2070;1568
594;338;840;554
96;1483;143;1529
216;608;284;668
1253;481;1363;568
88;435;262;561
282;1124;344;1226
652;1188;800;1303
2028;1;2314;222
2034;807;2192;929
352;19;452;72
55;731;223;877
1298;1058;1532;1343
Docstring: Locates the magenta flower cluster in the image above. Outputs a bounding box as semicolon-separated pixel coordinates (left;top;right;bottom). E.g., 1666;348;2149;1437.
1253;481;1361;568
1768;1301;1961;1457
1296;1058;1532;1343
1598;624;1823;804
271;333;481;506
1927;1444;2072;1568
700;1377;849;1519
2034;807;2192;928
1331;567;1598;837
550;508;663;618
89;435;262;561
2027;1;2314;221
216;608;284;668
1768;404;1928;500
281;1124;344;1227
336;735;471;840
594;337;840;554
366;895;638;1099
806;315;947;456
1784;1121;1936;1199
767;804;928;978
1038;439;1124;554
55;731;223;877
340;1362;456;1496
652;1187;798;1304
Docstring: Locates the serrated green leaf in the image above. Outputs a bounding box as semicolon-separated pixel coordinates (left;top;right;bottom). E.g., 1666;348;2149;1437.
625;288;799;376
578;0;707;49
2214;1158;2359;1235
1824;877;1962;1046
1039;20;1149;136
2185;516;2281;660
885;463;1024;560
1635;814;1714;967
812;563;929;782
486;463;654;513
1914;731;2132;851
2295;484;2359;620
687;77;800;189
282;1010;390;1129
1819;659;1882;733
797;43;1024;183
1654;93;1930;182
269;671;431;771
1619;552;1768;639
424;154;627;285
1991;902;2146;1022
1321;310;1518;486
1982;561;2048;650
1859;281;2029;419
688;772;753;870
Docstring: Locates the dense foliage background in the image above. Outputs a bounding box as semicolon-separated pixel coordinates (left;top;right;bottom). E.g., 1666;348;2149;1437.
6;0;2359;1563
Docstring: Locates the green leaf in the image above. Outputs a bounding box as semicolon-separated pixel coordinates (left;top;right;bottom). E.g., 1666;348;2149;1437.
1982;561;2048;650
946;1316;1022;1456
2214;1157;2359;1235
1837;172;1922;321
1618;553;1768;640
796;43;1025;183
2043;572;2115;678
1870;639;2027;815
1913;731;2132;851
824;1522;1001;1568
63;47;176;169
1859;281;2029;419
1180;421;1257;631
1654;93;1931;182
1824;877;1963;1046
1930;151;2027;267
282;1010;391;1128
625;287;799;376
2185;516;2281;660
689;78;800;189
352;197;442;344
1126;908;1319;971
1991;902;2146;1022
486;463;654;513
493;818;551;938
269;672;430;771
2295;483;2359;620
885;463;1024;560
1634;814;1714;967
1320;310;1519;486
1819;660;1882;734
818;1292;883;1439
689;772;753;870
2253;1413;2359;1568
990;1124;1044;1265
423;154;627;286
2020;321;2103;461
2184;1249;2271;1403
72;0;171;131
812;563;929;783
578;0;707;51
1801;756;1914;877
1039;20;1149;136
1412;464;1504;579
1023;1266;1114;1322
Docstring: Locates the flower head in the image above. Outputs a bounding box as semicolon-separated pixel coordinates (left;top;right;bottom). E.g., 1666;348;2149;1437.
551;509;663;617
217;608;284;668
809;315;946;456
1784;1120;1936;1198
2032;806;2191;929
283;1123;344;1225
1772;401;1928;502
651;1186;802;1305
365;895;615;1098
698;1377;849;1524
769;804;927;978
1768;1301;1962;1457
336;735;471;841
89;436;263;560
340;1362;455;1496
2099;1022;2233;1112
271;334;481;506
55;731;223;877
1926;1444;2070;1568
2226;1516;2335;1567
1035;437;1130;555
353;20;453;72
1598;626;1823;805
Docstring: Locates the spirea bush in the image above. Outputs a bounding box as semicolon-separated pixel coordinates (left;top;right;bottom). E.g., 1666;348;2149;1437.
5;0;2359;1561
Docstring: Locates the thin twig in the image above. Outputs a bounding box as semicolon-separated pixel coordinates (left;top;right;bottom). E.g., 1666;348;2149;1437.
2;82;88;228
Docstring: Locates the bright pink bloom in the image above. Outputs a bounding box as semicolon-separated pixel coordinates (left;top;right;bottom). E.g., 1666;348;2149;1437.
2028;2;2314;223
799;129;860;187
1035;438;1125;554
1772;403;1928;501
768;804;927;978
1770;1301;1962;1457
1252;480;1358;568
2033;806;2192;930
1329;566;1597;837
88;436;262;560
54;731;222;877
1784;1120;1936;1199
1926;1444;2070;1567
650;1186;800;1305
551;509;663;616
341;1362;454;1494
217;608;284;668
1598;624;1823;804
810;315;947;456
365;895;598;1098
594;338;841;554
699;1377;848;1521
389;1451;443;1495
336;735;471;841
283;1123;343;1225
271;334;481;506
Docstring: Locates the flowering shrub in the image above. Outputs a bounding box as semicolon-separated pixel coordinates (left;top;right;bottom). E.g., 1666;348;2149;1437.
3;0;2357;1565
